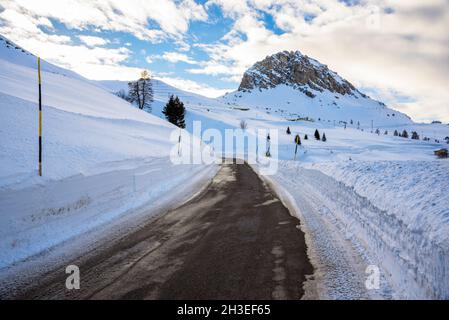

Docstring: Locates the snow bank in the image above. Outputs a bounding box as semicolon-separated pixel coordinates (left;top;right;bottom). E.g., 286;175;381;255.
309;160;449;299
0;158;217;269
272;160;449;299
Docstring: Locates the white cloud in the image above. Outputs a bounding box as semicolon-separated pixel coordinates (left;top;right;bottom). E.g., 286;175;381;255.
157;77;232;98
1;0;207;42
162;52;198;64
0;0;207;82
1;0;447;121
147;51;198;65
145;56;154;64
78;35;109;47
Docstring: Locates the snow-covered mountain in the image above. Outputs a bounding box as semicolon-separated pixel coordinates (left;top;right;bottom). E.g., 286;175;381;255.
220;51;412;128
239;50;357;95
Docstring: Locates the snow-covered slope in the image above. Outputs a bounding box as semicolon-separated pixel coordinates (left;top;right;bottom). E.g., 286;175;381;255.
0;35;84;81
220;51;412;128
0;36;216;269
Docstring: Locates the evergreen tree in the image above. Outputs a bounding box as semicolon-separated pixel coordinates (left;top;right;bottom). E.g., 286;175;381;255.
322;133;327;142
304;134;308;140
162;95;186;128
314;129;321;140
286;126;291;135
128;70;154;111
384;130;388;135
375;128;380;135
402;130;409;138
394;130;399;136
411;131;420;140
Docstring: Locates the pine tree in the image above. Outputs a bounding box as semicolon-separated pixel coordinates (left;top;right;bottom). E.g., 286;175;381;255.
162;95;186;128
322;133;327;142
304;134;308;140
402;130;409;138
411;131;420;140
286;126;291;135
375;128;380;135
314;129;320;140
128;70;154;112
394;130;399;136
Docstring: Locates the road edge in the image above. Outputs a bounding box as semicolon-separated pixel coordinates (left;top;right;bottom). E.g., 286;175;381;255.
247;162;320;300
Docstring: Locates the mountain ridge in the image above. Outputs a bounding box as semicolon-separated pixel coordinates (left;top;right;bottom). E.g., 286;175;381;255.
238;50;362;97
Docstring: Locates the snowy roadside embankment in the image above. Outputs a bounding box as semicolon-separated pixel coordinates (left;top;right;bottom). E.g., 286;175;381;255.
309;160;449;299
266;160;448;299
0;158;217;269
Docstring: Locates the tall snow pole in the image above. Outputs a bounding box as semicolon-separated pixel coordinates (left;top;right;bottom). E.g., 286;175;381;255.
38;57;42;176
294;134;301;160
177;127;182;156
266;134;271;157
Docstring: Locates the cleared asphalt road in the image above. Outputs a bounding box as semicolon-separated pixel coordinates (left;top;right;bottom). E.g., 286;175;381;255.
16;162;313;300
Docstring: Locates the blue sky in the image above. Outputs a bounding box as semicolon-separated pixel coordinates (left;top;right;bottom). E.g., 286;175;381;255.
0;0;448;122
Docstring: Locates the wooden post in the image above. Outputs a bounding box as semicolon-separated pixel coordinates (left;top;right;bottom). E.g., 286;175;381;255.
38;57;42;176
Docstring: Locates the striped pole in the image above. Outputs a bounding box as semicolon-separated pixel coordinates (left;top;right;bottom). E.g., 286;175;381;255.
178;127;181;156
38;57;42;176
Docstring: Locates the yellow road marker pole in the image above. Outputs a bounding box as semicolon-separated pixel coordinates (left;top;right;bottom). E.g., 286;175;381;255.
38;57;42;176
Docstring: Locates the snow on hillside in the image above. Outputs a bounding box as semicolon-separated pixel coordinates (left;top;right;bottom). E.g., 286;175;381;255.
0;35;84;80
0;37;216;269
220;84;412;129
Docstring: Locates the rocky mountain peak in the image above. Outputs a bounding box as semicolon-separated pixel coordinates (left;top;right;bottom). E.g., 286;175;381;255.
238;50;358;97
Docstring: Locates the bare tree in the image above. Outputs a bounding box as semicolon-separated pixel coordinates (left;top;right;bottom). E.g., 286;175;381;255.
128;70;154;112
